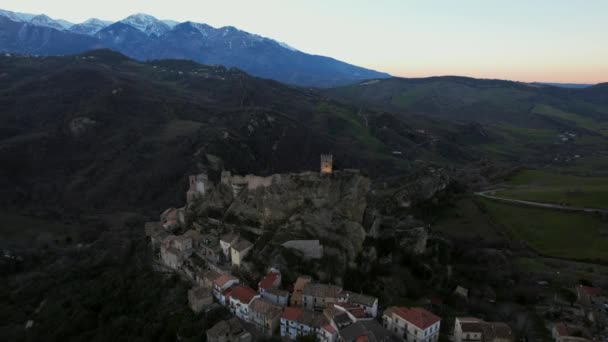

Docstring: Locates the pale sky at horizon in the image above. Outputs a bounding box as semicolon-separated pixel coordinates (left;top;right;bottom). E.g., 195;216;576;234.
1;0;607;84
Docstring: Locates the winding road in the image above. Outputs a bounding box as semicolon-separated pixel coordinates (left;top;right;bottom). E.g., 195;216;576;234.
475;189;608;214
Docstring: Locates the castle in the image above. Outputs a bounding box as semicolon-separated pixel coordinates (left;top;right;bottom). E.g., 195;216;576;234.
320;154;333;174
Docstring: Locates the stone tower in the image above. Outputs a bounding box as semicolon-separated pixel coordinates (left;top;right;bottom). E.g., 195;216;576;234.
320;154;333;174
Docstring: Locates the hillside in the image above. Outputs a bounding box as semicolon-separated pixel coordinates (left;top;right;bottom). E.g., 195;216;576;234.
0;50;455;215
324;77;608;165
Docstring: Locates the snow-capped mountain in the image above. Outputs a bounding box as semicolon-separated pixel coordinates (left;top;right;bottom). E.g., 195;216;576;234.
0;9;36;22
0;9;390;86
120;13;170;37
29;14;66;30
70;18;113;35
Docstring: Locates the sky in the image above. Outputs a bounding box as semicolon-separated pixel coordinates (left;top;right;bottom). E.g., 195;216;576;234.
2;0;607;83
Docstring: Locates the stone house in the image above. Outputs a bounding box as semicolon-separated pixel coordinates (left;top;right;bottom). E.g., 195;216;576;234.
383;307;441;342
262;287;290;307
197;233;223;264
207;317;252;342
228;285;259;321
337;290;378;318
220;233;239;260
231;239;253;267
188;286;213;313
213;274;239;303
249;297;283;336
301;283;342;311
187;173;208;203
280;307;327;340
337;320;396;342
160;246;186;270
199;269;221;287
291;275;312;306
454;317;513;342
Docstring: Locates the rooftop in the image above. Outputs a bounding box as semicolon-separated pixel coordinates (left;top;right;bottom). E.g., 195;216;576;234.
220;233;239;244
339;290;377;307
230;285;257;304
385;307;440;330
302;283;342;298
259;271;281;290
207;317;248;339
214;274;238;287
250;298;282;317
232;239;253;252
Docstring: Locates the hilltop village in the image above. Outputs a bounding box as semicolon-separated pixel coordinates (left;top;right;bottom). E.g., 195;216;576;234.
144;156;605;342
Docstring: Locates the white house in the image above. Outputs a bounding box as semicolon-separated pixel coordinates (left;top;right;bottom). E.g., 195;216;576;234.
280;307;326;340
212;274;239;303
383;307;441;342
228;285;259;321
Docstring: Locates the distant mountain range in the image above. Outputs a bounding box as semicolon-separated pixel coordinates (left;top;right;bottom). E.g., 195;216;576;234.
0;9;390;87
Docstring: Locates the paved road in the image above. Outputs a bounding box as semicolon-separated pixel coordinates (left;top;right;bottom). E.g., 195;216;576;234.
475;190;608;214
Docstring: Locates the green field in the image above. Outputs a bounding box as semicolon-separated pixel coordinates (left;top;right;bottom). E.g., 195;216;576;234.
494;170;608;208
433;196;608;261
481;199;608;260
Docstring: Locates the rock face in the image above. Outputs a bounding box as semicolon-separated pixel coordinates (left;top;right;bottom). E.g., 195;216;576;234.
190;169;370;268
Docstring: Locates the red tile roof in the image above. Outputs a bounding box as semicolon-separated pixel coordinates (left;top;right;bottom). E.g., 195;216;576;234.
322;323;337;334
214;274;238;287
230;285;257;304
259;271;280;290
389;307;440;330
577;285;602;297
282;307;303;321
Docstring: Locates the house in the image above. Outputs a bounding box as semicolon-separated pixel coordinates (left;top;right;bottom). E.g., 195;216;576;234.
383;307;441;342
454;317;513;342
262;287;290;307
231;239;254;267
229;285;259;321
318;323;338;342
338;320;397;342
213;274;239;302
197;233;223;264
249;298;283;336
323;304;356;330
187;173;208;203
188;286;213;313
291;275;312;306
258;268;281;295
301;283;342;311
576;285;602;306
199;269;221;287
280;307;327;340
337;290;378;318
207;317;252;342
160;237;190;270
220;233;239;259
552;323;589;342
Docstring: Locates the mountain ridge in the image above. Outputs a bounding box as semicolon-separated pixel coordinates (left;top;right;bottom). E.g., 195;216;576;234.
0;8;390;87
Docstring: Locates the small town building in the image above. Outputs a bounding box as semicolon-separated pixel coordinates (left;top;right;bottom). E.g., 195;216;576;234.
338;319;396;342
280;306;327;340
291;275;312;306
262;287;290;307
187;173;208;203
337;290;378;318
454;317;513;342
576;285;602;306
383;307;441;342
213;274;239;302
188;286;213;313
207;317;252;342
318;323;338;342
220;233;239;259
230;239;253;267
249;297;283;336
198;269;221;287
198;233;223;264
552;323;590;342
258;268;281;294
228;285;259;321
301;283;342;311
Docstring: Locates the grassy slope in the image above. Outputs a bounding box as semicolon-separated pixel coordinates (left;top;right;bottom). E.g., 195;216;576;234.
433;196;608;261
495;170;608;208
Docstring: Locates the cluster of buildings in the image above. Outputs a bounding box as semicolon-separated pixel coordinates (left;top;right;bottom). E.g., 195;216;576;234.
548;284;607;342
